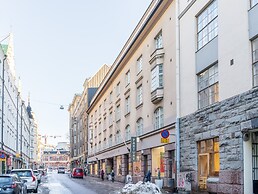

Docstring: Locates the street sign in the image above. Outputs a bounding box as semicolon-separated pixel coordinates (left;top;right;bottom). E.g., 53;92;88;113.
161;130;170;138
161;138;169;143
131;137;137;162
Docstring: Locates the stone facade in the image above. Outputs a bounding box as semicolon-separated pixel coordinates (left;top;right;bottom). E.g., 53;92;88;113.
179;87;258;193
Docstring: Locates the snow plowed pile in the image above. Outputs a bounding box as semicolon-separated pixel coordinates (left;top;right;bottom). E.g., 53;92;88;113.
120;181;162;194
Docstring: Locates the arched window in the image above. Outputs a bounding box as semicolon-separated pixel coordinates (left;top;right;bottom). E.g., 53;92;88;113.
154;107;164;129
136;118;143;136
125;125;131;141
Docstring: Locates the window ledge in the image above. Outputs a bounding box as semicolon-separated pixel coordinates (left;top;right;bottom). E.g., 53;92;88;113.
207;177;219;183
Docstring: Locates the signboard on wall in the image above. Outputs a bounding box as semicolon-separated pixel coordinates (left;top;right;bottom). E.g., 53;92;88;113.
131;137;137;162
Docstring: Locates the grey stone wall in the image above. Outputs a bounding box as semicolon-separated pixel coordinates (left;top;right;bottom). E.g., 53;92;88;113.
179;87;258;193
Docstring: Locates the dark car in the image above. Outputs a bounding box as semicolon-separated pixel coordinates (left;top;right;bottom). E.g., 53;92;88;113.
0;174;27;194
71;168;83;179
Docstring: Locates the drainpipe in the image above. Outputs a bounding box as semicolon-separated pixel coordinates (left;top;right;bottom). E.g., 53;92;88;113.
175;0;181;182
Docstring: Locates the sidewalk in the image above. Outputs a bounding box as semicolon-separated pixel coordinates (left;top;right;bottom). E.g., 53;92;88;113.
83;175;125;192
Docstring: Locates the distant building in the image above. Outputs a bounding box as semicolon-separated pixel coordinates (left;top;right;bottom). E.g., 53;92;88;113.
68;64;110;169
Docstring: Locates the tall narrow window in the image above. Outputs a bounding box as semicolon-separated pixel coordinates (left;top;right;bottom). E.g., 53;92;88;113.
198;63;219;108
125;96;130;114
154;107;164;129
151;64;163;92
252;38;258;87
155;32;163;49
137;56;143;74
136;85;143;106
197;0;218;49
116;105;121;121
126;70;130;86
116;82;120;96
125;125;131;141
136;118;143;136
198;138;220;190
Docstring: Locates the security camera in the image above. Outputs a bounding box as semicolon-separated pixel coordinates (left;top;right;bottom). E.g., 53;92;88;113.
243;132;250;142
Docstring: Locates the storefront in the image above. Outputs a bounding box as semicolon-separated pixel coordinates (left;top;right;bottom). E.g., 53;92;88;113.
151;146;165;178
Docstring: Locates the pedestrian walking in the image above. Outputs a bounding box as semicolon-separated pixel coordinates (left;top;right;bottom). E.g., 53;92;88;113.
111;170;115;182
145;170;151;182
101;169;105;181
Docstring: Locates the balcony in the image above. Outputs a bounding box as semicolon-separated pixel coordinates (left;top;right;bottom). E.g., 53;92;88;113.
151;88;164;104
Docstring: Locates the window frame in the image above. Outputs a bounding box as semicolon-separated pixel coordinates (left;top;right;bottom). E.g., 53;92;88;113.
136;85;143;106
137;55;143;74
151;64;164;92
198;63;219;109
252;38;258;87
154;107;164;130
155;31;163;49
197;0;218;50
136;118;143;136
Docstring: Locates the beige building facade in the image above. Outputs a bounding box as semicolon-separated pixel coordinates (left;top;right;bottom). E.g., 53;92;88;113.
68;65;109;169
87;0;177;186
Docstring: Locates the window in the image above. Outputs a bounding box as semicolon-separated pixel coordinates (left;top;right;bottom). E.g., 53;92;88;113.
154;107;164;129
251;0;258;7
116;82;120;96
151;64;163;92
109;112;113;126
125;125;131;141
137;56;143;74
116;105;121;121
126;71;130;86
198;138;220;189
252;38;258;87
125;96;130;114
198;63;219;108
155;32;163;49
109;92;113;104
116;130;121;144
136;118;143;136
197;0;218;49
136;85;143;106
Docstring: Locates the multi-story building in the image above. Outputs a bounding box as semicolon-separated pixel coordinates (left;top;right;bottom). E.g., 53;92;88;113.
87;0;176;185
178;0;258;193
0;34;37;172
41;142;70;170
68;65;110;169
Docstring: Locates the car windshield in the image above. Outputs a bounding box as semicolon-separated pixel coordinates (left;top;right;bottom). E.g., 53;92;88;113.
33;170;39;175
12;171;32;177
75;169;82;173
0;177;12;184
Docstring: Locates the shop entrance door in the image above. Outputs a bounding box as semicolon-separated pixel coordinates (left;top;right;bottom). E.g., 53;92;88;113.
253;133;258;194
143;155;148;175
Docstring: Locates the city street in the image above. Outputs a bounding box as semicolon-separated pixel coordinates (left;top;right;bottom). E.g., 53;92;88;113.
36;171;124;194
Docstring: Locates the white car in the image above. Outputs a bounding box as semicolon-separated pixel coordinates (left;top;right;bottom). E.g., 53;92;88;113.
33;170;42;183
11;168;38;193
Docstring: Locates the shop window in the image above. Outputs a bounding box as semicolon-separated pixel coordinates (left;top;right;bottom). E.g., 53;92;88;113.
116;156;122;176
151;146;165;177
198;137;220;190
133;152;142;177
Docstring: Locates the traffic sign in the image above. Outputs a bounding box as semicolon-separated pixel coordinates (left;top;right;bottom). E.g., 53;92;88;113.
161;130;170;138
161;138;169;143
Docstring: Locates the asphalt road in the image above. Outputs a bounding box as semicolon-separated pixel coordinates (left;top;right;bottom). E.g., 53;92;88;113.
35;171;124;194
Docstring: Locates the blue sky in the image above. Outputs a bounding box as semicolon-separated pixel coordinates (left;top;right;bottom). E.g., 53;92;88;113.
0;0;152;144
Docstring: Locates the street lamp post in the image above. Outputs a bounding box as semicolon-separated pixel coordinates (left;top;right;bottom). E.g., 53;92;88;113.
1;55;7;151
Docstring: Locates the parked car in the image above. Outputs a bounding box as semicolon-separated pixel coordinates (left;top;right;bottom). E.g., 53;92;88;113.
71;168;83;179
57;167;65;174
0;174;27;194
11;169;38;193
33;170;41;184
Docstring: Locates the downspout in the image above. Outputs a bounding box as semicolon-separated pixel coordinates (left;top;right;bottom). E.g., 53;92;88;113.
175;0;181;182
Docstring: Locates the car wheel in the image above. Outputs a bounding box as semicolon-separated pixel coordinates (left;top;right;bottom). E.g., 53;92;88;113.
33;187;38;193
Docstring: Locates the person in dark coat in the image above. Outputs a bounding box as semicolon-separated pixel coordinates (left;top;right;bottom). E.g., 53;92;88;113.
101;169;105;181
145;170;151;182
111;170;115;182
